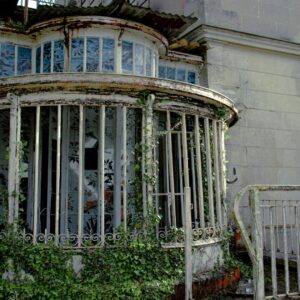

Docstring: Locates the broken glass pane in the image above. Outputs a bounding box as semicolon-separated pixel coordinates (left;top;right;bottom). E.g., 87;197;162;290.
86;37;99;72
187;71;196;84
53;40;64;72
166;67;175;80
43;42;51;73
0;44;15;77
176;69;186;82
102;38;115;72
122;41;133;74
145;47;152;76
17;47;31;75
70;38;84;72
158;65;166;78
36;46;41;73
135;44;144;75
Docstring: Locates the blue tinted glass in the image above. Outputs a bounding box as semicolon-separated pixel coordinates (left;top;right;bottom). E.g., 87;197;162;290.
166;67;175;80
122;41;133;73
86;38;99;72
135;44;144;75
158;66;166;78
71;38;84;72
53;40;64;72
17;47;31;75
187;71;196;84
43;42;51;73
102;38;115;72
145;48;152;76
176;69;186;82
36;46;41;73
0;44;15;77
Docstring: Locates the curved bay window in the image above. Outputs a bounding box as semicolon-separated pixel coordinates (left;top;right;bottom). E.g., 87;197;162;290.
0;79;235;248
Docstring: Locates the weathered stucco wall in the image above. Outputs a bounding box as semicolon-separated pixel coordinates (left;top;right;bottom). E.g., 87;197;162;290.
205;41;300;206
150;0;300;44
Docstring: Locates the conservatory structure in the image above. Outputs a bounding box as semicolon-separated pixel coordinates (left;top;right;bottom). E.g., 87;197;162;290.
0;1;238;250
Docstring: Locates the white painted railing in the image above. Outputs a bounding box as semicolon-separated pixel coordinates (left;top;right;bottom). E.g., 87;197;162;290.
234;185;300;300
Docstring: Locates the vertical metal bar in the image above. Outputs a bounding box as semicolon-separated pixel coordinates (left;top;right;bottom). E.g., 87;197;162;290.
296;206;300;292
145;94;155;207
142;111;147;218
181;114;190;188
177;133;185;225
270;207;277;298
46;109;53;234
212;120;222;227
165;136;171;227
189;133;198;227
194;116;204;228
55;105;61;244
204;118;215;227
14;103;21;221
98;106;105;240
113;107;122;228
218;122;227;226
8;95;21;224
283;205;290;294
26;117;35;229
123;106;127;232
78;105;85;247
184;186;192;300
249;188;265;300
33;106;41;244
166;111;176;227
60;107;70;235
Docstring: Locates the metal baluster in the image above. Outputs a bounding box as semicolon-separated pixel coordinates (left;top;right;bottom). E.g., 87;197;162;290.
166;111;176;227
78;105;85;247
55;105;62;244
33;106;41;244
283;204;290;294
270;206;278;298
123;107;127;232
204;118;214;227
195;116;204;228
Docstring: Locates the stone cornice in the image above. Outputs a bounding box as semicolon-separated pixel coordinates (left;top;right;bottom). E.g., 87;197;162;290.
186;25;300;56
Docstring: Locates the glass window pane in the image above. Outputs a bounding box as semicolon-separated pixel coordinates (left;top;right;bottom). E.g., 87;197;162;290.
36;46;41;73
122;41;133;74
0;44;15;77
145;47;152;76
102;38;115;72
53;40;64;72
86;38;99;72
17;47;31;75
176;69;186;82
43;42;51;73
70;38;84;72
158;65;166;78
135;44;144;75
166;67;175;80
188;71;196;84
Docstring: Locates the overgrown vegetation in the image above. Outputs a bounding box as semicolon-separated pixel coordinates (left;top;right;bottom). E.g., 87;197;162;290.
0;227;184;300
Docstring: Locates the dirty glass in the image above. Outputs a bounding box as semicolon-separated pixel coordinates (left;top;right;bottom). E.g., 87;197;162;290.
43;42;51;73
166;67;175;80
86;37;99;72
70;38;84;72
0;44;15;77
102;38;115;72
122;41;133;74
135;44;144;75
176;69;186;82
145;47;152;76
158;66;166;78
53;40;64;72
17;47;32;75
36;46;41;73
188;71;196;84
